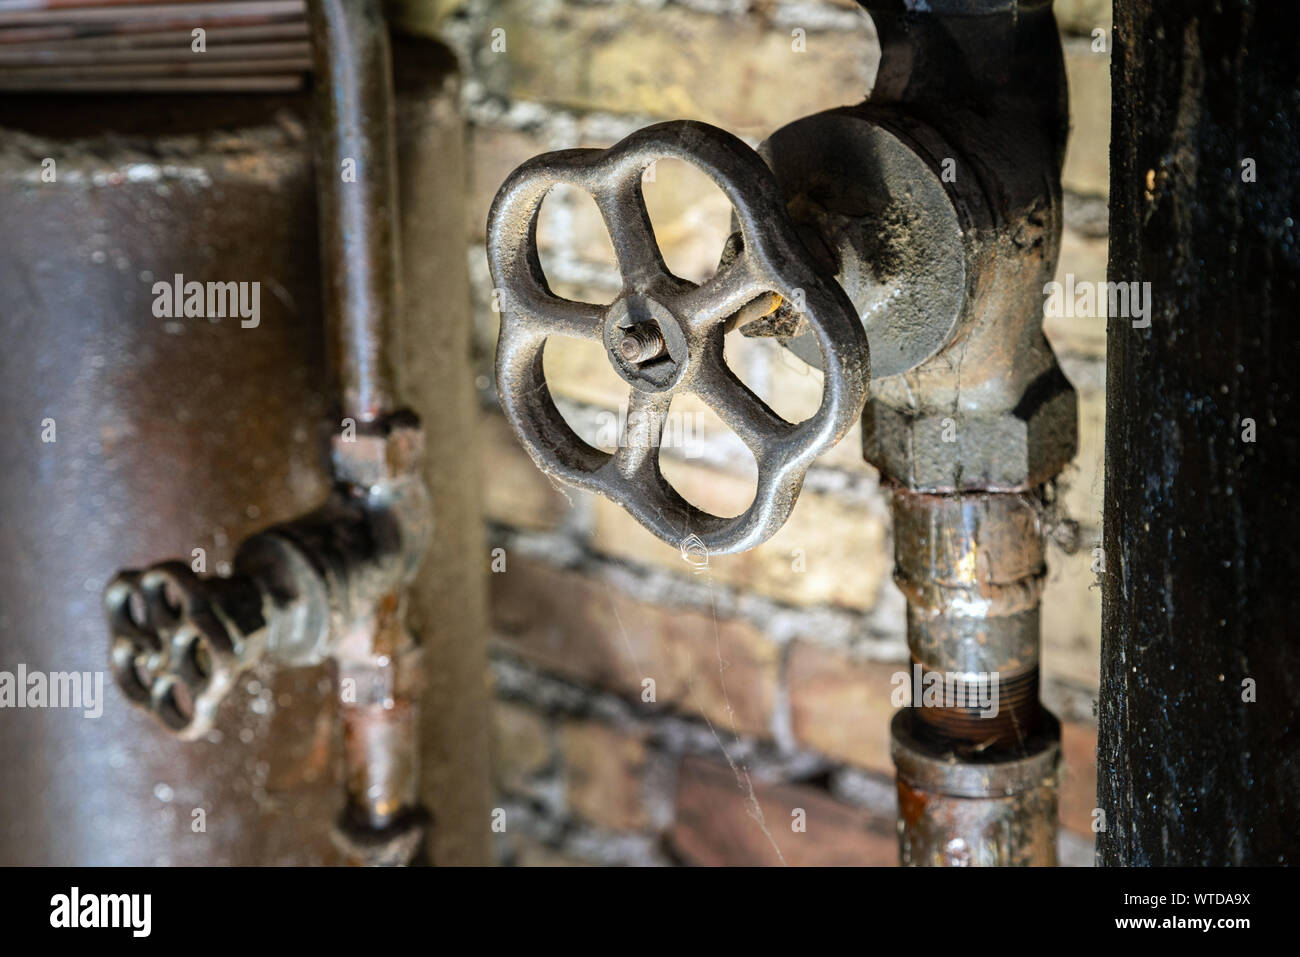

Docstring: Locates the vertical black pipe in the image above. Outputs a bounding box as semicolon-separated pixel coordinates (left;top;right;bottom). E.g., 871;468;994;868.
1099;0;1300;865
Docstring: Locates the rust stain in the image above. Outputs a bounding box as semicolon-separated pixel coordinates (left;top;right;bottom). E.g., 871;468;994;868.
897;781;929;828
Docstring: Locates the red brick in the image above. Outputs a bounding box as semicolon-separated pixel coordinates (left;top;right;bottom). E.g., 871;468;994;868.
560;720;648;831
1060;719;1100;838
670;756;897;866
508;834;591;867
787;641;904;775
492;558;779;737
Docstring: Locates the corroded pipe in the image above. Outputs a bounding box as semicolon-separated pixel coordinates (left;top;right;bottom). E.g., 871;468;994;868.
848;0;1072;865
307;0;399;424
307;0;428;864
889;487;1059;866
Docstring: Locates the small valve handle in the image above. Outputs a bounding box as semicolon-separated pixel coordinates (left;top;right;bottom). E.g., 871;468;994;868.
104;469;424;739
105;562;266;739
488;120;869;555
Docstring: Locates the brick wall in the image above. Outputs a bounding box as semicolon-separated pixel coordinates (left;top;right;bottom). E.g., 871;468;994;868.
439;0;1111;866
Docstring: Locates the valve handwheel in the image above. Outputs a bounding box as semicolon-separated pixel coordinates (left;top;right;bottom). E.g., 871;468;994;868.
488;120;869;555
106;562;261;739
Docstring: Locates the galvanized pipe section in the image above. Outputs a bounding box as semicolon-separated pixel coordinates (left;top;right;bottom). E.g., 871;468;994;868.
342;695;420;830
892;709;1060;867
335;636;427;865
892;489;1046;745
307;0;399;424
890;487;1058;865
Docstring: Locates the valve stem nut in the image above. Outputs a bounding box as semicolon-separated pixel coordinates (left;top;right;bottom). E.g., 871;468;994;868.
618;323;667;363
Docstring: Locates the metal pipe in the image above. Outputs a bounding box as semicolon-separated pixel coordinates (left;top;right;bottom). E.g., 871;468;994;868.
305;0;429;863
889;487;1059;865
77;0;437;864
308;0;429;860
307;0;399;424
849;0;1073;865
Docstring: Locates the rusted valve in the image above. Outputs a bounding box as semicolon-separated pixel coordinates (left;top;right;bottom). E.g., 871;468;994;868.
486;0;1076;868
106;563;276;739
488;120;870;555
105;415;430;742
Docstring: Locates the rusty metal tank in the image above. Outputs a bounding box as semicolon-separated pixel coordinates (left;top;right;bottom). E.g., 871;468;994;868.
0;35;490;866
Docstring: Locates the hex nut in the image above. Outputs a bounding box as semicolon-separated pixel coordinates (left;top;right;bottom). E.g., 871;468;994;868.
862;370;1077;491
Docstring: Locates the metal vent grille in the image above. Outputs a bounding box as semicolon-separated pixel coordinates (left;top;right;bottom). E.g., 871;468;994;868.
0;0;309;92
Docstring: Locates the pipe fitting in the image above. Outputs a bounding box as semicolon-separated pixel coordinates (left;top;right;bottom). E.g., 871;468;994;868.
891;487;1048;746
892;708;1060;867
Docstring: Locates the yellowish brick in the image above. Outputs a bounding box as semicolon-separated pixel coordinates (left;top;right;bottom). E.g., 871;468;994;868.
1044;228;1109;359
1057;375;1106;528
1063;43;1111;197
718;335;878;476
388;0;465;34
1054;0;1113;36
724;334;824;423
539;333;628;410
530;157;738;286
467;124;550;242
485;4;876;139
479;410;574;530
641;158;735;284
538;318;835;431
590;456;890;611
1042;544;1103;690
535;186;620;272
